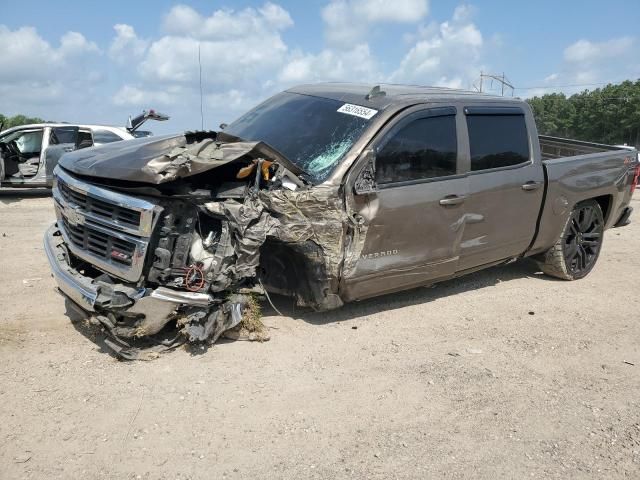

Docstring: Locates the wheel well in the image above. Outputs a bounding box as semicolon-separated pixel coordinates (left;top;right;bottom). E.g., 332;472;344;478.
591;195;612;222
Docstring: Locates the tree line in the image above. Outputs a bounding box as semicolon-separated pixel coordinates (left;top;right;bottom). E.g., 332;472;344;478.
527;79;640;147
0;114;46;131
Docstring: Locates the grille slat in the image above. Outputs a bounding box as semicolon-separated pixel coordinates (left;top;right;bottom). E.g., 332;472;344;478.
53;170;157;282
58;179;142;230
61;216;135;266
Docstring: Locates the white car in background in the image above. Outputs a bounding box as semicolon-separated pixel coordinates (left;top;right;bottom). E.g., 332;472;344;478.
0;110;169;189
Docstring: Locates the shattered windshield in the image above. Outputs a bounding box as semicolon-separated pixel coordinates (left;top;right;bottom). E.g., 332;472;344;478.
225;92;374;183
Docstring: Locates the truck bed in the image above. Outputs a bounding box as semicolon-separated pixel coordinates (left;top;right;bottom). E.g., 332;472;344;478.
539;135;630;160
528;138;637;256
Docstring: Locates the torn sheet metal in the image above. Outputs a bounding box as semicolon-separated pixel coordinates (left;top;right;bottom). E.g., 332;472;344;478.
92;295;249;361
58;131;303;184
259;186;348;280
52;132;368;359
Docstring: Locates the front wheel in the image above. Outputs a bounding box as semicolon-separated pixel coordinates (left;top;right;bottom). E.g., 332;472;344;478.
536;199;604;280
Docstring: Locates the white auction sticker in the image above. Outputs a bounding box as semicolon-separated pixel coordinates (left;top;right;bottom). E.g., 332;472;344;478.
337;103;378;120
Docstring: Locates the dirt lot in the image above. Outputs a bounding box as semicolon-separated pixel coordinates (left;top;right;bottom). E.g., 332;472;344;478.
0;191;639;480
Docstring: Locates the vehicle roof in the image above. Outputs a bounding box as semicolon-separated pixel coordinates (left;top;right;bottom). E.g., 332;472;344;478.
286;82;525;110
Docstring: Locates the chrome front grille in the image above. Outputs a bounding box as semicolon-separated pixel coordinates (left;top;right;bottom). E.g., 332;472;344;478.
58;180;142;230
52;167;158;282
61;216;136;267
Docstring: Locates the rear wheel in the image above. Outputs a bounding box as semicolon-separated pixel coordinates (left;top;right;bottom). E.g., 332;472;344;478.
536;199;604;280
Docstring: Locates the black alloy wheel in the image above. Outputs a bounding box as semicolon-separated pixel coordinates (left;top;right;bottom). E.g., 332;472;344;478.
563;202;604;276
536;199;604;280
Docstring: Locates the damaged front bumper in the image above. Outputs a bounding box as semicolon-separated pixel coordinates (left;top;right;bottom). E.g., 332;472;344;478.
45;224;212;313
45;224;254;359
45;224;100;312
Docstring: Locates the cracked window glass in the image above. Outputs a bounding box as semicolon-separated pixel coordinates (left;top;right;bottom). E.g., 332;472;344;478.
225;92;372;183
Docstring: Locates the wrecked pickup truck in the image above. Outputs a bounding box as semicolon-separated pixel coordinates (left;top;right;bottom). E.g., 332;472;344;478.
44;83;639;358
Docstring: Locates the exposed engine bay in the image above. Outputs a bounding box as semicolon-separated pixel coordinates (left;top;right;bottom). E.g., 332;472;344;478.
48;131;362;360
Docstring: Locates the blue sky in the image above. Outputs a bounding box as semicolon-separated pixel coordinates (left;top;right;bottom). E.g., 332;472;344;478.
1;0;638;134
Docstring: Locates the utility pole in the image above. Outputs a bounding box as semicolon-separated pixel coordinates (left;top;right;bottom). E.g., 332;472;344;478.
474;72;514;96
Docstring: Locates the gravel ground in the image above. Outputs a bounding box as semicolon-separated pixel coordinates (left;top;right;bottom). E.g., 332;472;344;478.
1;191;639;479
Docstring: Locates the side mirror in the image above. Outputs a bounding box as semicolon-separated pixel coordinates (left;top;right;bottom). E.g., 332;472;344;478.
353;149;377;195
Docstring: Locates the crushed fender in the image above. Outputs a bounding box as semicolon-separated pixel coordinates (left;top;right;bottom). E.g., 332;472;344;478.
57;131;361;360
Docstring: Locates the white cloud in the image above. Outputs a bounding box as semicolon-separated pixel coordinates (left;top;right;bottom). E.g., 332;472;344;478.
108;3;296;130
322;0;429;47
59;31;99;56
0;26;59;82
521;36;639;98
358;0;429;23
279;44;380;84
109;24;148;64
135;2;292;94
0;26;99;81
564;37;633;63
259;2;295;29
390;5;483;87
0;25;103;120
162;3;292;39
112;85;179;107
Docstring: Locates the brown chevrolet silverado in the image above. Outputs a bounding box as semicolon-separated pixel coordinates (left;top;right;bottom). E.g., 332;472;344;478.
44;83;639;358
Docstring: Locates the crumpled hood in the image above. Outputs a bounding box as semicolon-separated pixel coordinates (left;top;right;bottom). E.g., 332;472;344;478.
59;132;303;184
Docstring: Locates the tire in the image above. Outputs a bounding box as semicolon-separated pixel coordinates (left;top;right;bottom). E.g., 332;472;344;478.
536;199;604;280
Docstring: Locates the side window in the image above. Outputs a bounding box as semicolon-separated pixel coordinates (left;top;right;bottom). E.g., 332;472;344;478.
375;114;457;184
92;129;123;144
76;130;94;149
466;114;529;171
49;127;77;145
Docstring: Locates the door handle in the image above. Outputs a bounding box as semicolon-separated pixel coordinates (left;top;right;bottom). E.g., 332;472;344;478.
521;181;542;191
439;194;466;206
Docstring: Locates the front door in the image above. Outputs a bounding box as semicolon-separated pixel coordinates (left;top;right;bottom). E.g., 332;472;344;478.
341;107;469;301
0;127;46;181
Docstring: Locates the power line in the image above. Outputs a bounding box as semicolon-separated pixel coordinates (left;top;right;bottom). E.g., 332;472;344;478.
514;80;639;91
473;71;514;96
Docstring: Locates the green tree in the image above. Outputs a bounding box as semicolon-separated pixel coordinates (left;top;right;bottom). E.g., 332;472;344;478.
527;79;640;147
0;114;47;131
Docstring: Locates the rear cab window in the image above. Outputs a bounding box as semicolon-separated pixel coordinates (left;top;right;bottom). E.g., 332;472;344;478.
375;108;458;185
465;107;530;171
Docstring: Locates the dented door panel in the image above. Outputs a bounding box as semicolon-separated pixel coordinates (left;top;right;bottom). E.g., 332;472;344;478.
342;176;469;301
457;162;544;270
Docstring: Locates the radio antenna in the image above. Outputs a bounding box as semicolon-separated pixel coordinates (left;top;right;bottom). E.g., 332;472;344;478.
198;43;204;130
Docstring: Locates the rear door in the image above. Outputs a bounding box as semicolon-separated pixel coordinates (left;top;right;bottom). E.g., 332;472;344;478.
341;106;469;301
456;105;544;271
